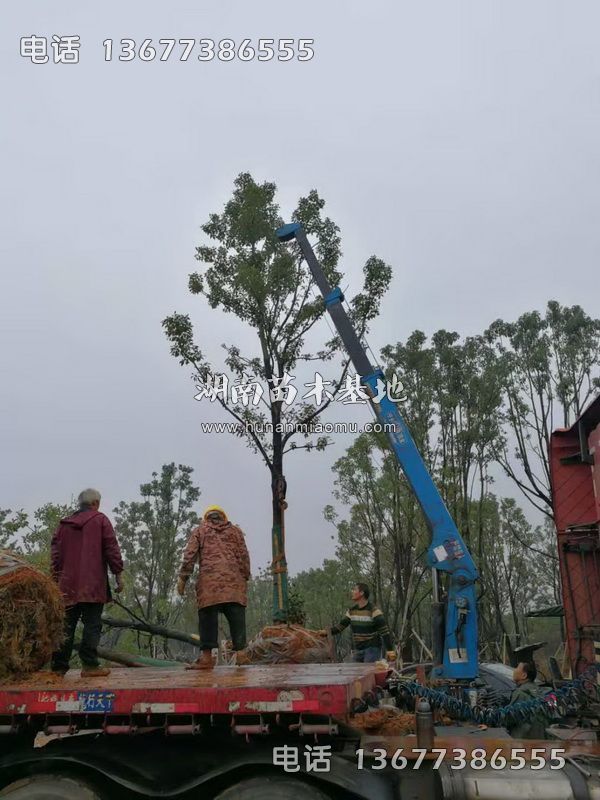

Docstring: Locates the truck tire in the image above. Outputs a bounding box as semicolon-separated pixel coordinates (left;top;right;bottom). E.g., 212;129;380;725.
0;774;103;799
214;775;330;800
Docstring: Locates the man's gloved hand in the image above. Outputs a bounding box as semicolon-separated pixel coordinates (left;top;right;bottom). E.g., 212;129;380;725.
115;573;124;593
316;629;329;637
386;650;397;662
177;578;187;597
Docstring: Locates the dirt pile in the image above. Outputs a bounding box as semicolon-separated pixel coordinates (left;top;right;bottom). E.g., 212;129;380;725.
351;707;417;735
0;551;64;678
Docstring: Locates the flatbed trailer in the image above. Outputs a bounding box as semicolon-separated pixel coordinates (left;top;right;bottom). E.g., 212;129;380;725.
0;663;377;734
1;664;599;800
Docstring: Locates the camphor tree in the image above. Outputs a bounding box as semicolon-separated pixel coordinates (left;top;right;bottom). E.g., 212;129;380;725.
163;173;391;621
292;558;355;632
476;495;558;659
486;301;600;518
0;504;71;571
21;502;72;571
113;463;200;653
0;508;27;550
324;430;431;660
323;325;555;660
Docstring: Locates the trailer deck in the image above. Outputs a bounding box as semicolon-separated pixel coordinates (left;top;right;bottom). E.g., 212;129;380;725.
0;663;379;721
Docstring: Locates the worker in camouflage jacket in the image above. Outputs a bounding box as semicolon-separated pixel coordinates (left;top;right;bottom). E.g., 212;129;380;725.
506;661;547;739
177;505;251;669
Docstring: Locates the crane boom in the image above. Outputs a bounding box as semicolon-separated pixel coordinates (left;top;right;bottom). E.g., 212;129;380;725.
276;222;479;680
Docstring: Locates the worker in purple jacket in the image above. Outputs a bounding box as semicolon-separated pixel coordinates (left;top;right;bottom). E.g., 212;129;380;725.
51;488;124;677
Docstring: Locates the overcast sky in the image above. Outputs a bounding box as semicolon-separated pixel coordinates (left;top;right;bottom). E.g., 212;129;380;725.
1;2;599;574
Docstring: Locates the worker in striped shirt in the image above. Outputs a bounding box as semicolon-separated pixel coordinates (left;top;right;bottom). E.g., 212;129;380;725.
323;583;396;663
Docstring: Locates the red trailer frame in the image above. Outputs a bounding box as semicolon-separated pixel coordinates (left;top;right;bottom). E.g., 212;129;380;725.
0;663;379;735
550;396;600;676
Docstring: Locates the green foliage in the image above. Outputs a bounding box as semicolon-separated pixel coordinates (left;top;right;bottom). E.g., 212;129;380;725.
113;464;200;635
486;301;600;516
326;316;567;661
382;329;503;543
325;430;431;659
163;172;392;468
163;172;392;622
245;566;273;637
0;504;71;572
21;503;72;572
286;581;306;626
474;494;559;658
293;559;355;626
0;508;28;550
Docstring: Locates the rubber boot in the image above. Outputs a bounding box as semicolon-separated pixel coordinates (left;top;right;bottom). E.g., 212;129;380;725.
185;650;214;670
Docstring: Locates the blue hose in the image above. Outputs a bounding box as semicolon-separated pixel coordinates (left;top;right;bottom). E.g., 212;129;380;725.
393;663;600;726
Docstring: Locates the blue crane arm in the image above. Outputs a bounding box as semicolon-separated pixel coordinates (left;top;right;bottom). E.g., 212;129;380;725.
276;222;479;680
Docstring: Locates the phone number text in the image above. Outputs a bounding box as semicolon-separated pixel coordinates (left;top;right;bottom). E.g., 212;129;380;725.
102;38;314;62
356;747;567;771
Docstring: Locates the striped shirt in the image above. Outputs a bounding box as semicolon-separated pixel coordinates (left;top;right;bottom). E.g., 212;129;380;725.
331;601;394;651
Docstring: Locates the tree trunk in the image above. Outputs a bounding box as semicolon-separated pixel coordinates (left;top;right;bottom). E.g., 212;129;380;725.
271;452;288;622
101;616;201;647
